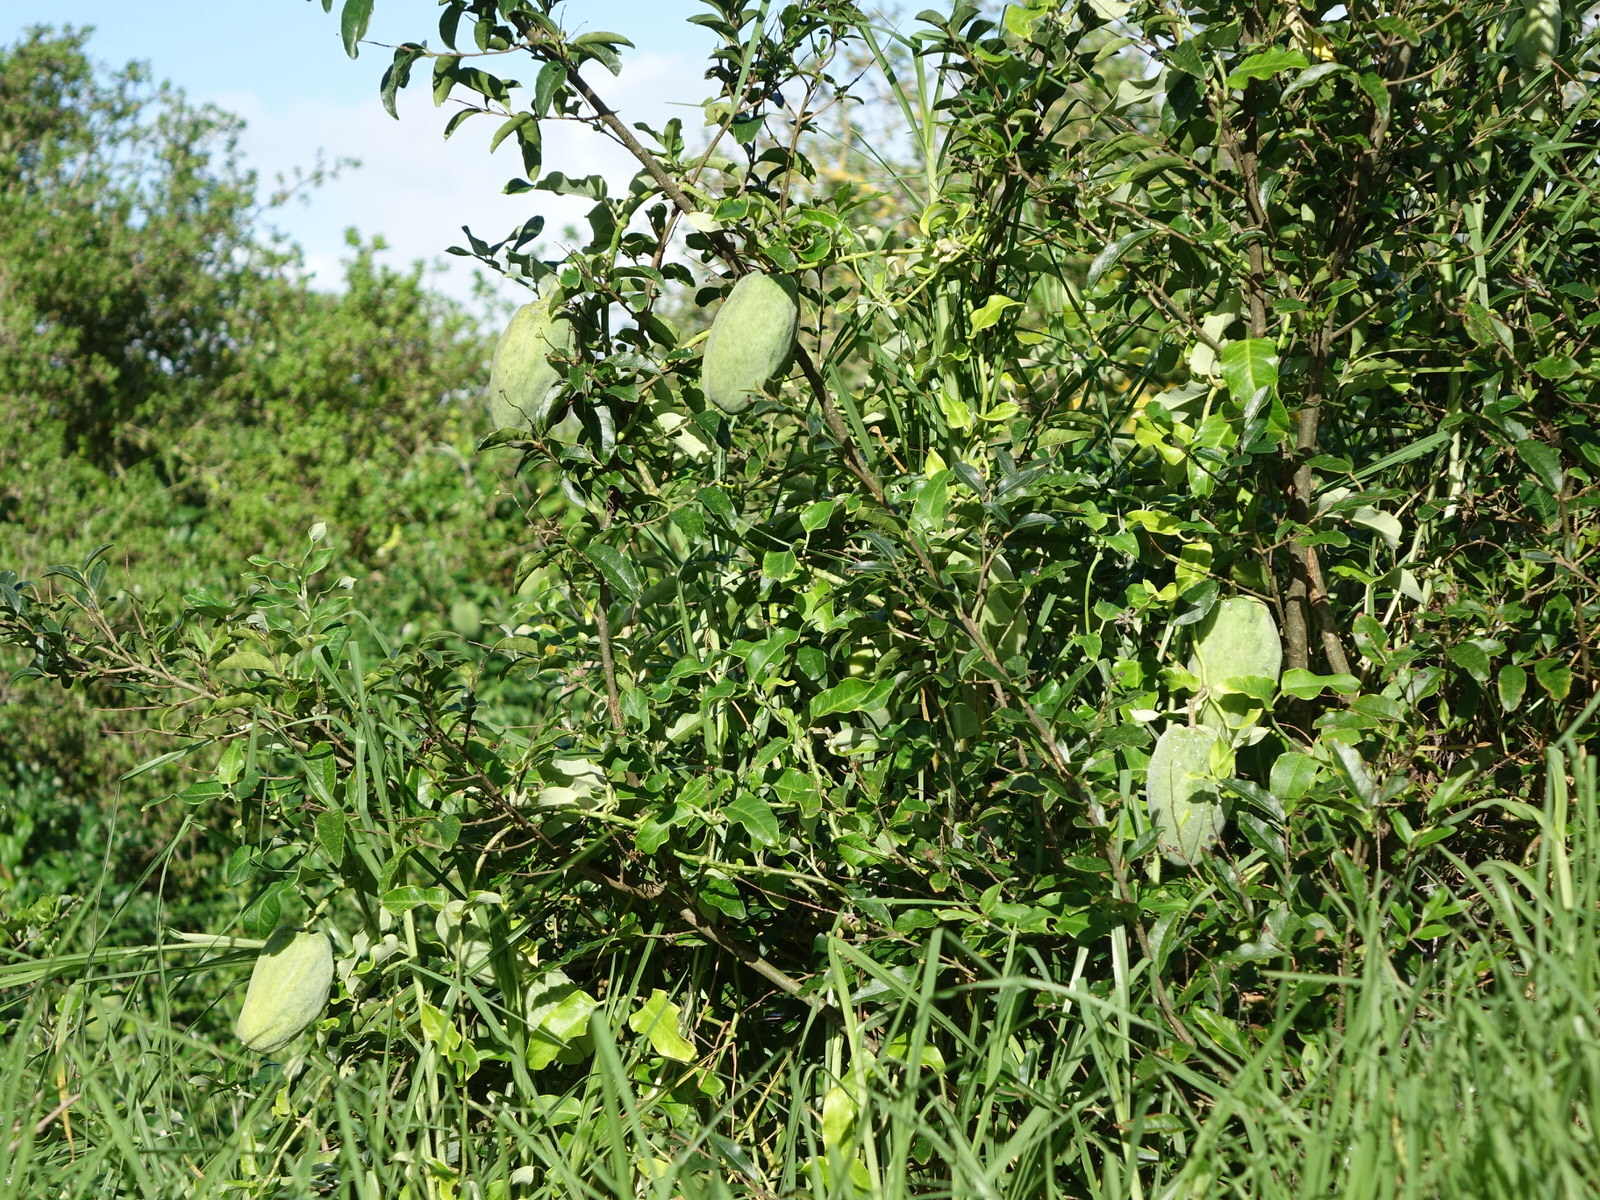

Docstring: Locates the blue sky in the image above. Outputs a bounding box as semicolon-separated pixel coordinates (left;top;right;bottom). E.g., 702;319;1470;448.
4;2;713;310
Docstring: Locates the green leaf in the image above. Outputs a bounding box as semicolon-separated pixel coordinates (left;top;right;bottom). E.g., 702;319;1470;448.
490;112;535;154
432;55;460;107
1532;354;1577;380
223;845;257;889
1270;751;1321;801
243;881;291;939
774;767;822;817
418;1001;456;1050
583;543;643;602
1225;49;1309;89
1497;663;1528;713
302;746;337;807
340;0;373;58
822;1085;857;1149
1350;506;1402;550
1354;430;1450;479
534;61;567;117
761;550;798;582
1282;62;1348;101
1373;15;1421;43
800;499;836;532
911;471;951;534
725;792;781;847
1219;339;1278;405
570;31;635;49
382;886;450;914
636;815;673;854
380;44;424;119
314;809;346;863
217;650;275;674
577;40;625;76
1535;658;1572;702
1126;509;1184;535
1463;302;1514;354
810;678;896;720
1087;229;1160;289
1447;642;1491;684
1355;70;1391;120
1516;441;1564;495
537;171;609;199
1279;669;1361;699
745;628;798;679
698;874;747;919
525;972;599;1069
216;739;244;787
628;990;695;1062
969;293;1020;331
1126;155;1193;187
697;487;736;526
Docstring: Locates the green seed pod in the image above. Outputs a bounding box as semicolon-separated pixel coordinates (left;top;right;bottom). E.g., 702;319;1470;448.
1189;597;1282;688
1146;725;1226;866
235;929;333;1054
1514;0;1560;71
702;273;799;415
1188;596;1282;731
488;297;574;432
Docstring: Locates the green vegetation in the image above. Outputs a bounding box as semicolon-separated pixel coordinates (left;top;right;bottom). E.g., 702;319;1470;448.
3;3;1599;1196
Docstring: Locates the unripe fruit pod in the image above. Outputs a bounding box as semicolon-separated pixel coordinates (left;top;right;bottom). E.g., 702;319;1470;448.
488;297;574;432
1188;597;1281;689
235;928;334;1054
1514;0;1560;71
1146;725;1226;866
1187;596;1281;732
702;273;799;414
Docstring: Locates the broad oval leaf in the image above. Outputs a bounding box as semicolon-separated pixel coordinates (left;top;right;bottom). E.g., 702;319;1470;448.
1219;339;1279;405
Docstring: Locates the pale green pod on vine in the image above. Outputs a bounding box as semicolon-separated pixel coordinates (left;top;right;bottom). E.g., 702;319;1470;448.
1146;724;1226;867
488;297;575;433
1514;0;1560;71
235;929;334;1054
1187;596;1282;731
702;273;799;414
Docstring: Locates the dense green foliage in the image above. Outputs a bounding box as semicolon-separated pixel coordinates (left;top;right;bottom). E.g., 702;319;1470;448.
3;2;1599;1196
0;26;512;919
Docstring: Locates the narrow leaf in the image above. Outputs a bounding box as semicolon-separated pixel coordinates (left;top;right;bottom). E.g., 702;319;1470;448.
1516;441;1564;495
570;31;635;49
1087;229;1159;288
1226;48;1309;88
340;0;373;58
810;678;895;720
490;112;535;154
316;809;347;863
1282;61;1348;100
583;543;642;603
380;44;425;120
534;61;567;117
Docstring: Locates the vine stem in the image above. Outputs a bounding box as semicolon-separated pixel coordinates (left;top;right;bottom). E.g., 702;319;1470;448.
593;576;626;736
